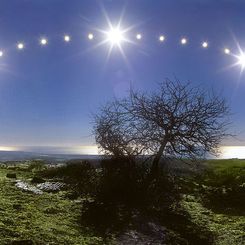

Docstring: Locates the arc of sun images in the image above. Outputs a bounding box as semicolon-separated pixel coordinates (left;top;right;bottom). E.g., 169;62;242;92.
0;8;244;73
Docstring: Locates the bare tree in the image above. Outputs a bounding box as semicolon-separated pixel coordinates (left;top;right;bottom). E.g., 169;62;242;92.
93;101;147;161
93;79;230;174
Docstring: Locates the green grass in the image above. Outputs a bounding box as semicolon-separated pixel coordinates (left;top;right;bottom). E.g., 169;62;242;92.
0;159;244;245
0;165;103;245
182;195;244;245
206;159;245;175
179;159;245;245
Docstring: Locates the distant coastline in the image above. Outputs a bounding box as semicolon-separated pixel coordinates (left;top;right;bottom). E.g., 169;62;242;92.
0;146;245;162
0;150;101;162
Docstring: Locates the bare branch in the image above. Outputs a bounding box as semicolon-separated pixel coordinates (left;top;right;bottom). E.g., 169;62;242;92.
92;78;232;172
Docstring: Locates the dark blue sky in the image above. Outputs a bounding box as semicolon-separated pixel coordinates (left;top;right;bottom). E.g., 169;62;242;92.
0;0;245;152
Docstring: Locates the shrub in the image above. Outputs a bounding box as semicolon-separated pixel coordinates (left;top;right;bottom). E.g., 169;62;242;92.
196;164;245;214
28;160;47;172
81;157;180;235
96;158;179;208
40;160;99;196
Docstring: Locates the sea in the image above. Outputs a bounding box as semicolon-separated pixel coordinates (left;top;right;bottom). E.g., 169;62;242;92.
0;151;100;163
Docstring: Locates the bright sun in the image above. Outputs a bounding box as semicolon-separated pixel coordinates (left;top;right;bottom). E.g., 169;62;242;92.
106;28;125;45
238;52;245;69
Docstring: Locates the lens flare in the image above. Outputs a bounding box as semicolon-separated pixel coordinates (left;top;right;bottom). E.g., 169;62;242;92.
0;50;3;57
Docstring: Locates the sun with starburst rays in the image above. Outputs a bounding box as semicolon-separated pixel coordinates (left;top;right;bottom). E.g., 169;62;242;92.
84;4;141;67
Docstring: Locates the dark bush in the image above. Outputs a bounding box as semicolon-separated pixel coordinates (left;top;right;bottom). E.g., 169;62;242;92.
203;185;245;215
81;200;132;235
159;210;214;245
196;168;245;215
96;158;179;208
81;157;180;235
40;160;99;196
31;176;45;183
6;173;17;178
27;160;47;171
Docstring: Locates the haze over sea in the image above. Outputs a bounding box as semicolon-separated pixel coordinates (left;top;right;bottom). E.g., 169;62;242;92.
0;146;244;161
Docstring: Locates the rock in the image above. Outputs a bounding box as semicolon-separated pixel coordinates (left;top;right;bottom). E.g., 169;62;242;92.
31;176;45;183
6;173;17;178
15;180;43;195
15;180;65;194
117;222;167;244
37;182;65;192
11;240;33;245
117;230;166;245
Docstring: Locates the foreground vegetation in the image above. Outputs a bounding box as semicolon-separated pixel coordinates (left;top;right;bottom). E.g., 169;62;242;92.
0;159;244;244
0;163;103;244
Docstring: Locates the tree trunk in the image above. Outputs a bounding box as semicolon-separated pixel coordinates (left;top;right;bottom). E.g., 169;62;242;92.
151;142;166;177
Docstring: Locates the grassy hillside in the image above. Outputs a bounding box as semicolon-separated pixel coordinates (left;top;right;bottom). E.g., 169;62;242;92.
0;165;103;244
180;159;245;244
0;159;244;244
